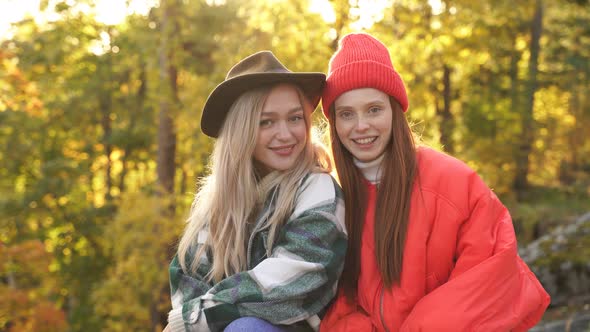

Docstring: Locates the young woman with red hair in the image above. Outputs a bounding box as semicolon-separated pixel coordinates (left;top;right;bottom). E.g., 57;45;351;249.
320;33;550;332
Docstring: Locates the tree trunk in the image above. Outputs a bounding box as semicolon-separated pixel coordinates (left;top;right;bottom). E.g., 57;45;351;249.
98;29;115;202
509;41;521;134
119;63;147;193
157;0;178;198
508;37;522;172
100;28;115;202
100;91;112;202
7;270;16;288
568;33;585;180
438;64;454;154
155;1;179;330
180;167;187;199
513;0;543;199
329;0;351;51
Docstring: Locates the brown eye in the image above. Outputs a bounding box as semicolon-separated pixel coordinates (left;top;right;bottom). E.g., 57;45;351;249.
338;111;353;120
289;115;304;123
368;106;381;114
259;119;273;127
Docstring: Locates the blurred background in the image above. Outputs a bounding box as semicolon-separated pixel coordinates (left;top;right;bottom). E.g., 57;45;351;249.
1;0;589;331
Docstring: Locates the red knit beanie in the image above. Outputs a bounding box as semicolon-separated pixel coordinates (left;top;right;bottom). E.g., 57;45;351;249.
322;33;408;118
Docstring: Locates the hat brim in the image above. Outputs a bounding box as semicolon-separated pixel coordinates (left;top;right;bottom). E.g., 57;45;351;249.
201;72;326;138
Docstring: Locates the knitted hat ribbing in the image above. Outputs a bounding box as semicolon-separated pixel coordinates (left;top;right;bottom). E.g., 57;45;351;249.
322;33;408;118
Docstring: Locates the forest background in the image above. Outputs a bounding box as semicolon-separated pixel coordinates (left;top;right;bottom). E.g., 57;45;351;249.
1;0;589;331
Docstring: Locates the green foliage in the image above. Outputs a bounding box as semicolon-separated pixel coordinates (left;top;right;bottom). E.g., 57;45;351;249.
506;185;590;244
91;192;183;332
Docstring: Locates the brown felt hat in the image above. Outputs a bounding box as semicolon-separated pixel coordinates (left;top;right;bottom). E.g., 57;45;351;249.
200;51;326;137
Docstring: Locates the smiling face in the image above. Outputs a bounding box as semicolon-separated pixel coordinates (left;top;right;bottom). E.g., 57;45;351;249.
253;84;308;175
334;88;393;162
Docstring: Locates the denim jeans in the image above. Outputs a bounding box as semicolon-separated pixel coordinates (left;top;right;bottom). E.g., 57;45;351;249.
224;317;286;332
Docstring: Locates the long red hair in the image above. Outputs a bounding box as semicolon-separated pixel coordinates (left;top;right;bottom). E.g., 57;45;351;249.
329;97;418;299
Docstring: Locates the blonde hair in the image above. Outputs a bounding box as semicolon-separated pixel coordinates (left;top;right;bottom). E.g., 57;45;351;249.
178;84;331;282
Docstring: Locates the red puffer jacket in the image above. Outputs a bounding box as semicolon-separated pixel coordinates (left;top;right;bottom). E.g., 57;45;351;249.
321;148;550;332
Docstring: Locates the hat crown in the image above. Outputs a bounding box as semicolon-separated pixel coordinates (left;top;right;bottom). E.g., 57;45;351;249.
321;32;409;116
201;51;325;138
226;51;290;80
329;33;393;75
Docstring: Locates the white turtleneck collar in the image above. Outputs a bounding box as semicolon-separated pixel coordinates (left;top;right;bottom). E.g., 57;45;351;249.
353;154;385;184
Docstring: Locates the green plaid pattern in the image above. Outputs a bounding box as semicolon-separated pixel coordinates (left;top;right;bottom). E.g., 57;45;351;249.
168;173;347;332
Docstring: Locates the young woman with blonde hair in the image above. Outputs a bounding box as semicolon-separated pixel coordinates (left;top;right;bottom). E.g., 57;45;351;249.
165;51;347;332
319;33;550;331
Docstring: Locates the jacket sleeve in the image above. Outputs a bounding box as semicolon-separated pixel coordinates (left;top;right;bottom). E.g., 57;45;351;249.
319;289;375;332
400;182;550;332
199;174;347;332
167;247;215;332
